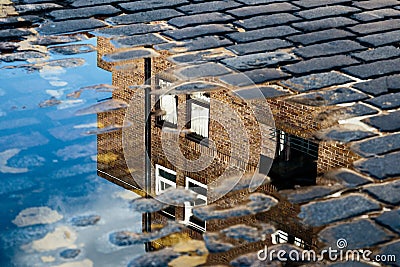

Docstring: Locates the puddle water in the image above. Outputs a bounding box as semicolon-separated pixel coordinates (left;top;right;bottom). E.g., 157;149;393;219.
0;19;326;266
3;8;394;267
0;28;316;266
0;32;150;266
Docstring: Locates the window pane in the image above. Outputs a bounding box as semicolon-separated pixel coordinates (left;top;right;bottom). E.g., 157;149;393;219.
190;215;206;229
194;198;206;206
188;184;207;196
159;169;176;182
190;103;209;138
160;95;177;125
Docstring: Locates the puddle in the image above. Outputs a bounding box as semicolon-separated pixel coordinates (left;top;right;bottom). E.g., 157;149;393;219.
1;4;397;267
0;25;323;267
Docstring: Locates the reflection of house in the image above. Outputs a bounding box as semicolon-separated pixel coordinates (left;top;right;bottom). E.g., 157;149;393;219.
94;35;363;263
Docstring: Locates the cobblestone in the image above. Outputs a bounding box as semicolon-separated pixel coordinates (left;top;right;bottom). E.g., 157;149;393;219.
15;3;62;14
355;151;400;180
351;46;400;62
0;28;32;40
234;86;291;99
48;44;96;55
281;185;343;204
352;8;400;21
102;49;157;63
353;0;400;10
294;40;365;59
220;68;289;86
320;127;377;142
375;209;400;235
363;110;400;132
118;0;188;12
342;58;400;79
319;219;394;249
168;12;233;28
48;5;120;21
235;13;300;29
221;51;298;71
345;103;379;117
107;9;183;25
177;1;241;14
348;19;400;34
0;15;43;27
358;30;400;46
226;3;299;18
0;42;19;52
283;55;359;75
227;39;292;56
353;75;400;96
279;72;354;92
92;24;170;38
235;0;288;4
296;5;360;19
163;24;235;40
363;180;400;204
328;262;375;267
30;34;88;46
163;36;233;52
111;34;166;49
299;194;381;226
293;0;351;8
60;249;81;259
71;0;129;7
227;26;299;43
377;241;400;266
290;87;368;106
292;17;358;32
327;169;373;188
287;28;355;45
37;18;106;35
351;133;400;157
366;92;400;110
0;51;47;62
175;62;232;79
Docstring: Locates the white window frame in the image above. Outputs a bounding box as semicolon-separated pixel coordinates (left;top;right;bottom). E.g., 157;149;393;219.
271;230;306;248
190;102;209;138
187;93;210;140
184;177;207;231
271;230;289;245
159;94;178;125
155;164;177;195
157;78;177;127
295;237;306;248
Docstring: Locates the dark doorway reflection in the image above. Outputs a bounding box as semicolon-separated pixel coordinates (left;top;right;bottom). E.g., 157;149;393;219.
268;130;318;190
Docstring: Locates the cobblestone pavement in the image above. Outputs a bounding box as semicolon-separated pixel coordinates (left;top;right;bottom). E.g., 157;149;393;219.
1;0;400;266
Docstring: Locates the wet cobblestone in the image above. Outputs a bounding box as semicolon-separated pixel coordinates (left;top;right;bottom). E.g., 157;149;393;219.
363;180;400;204
299;194;381;226
48;5;120;21
375;209;400;235
319;219;395;249
227;25;299;43
227;39;292;56
362;110;400;132
327;169;373;188
279;72;354;92
283;55;359;75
